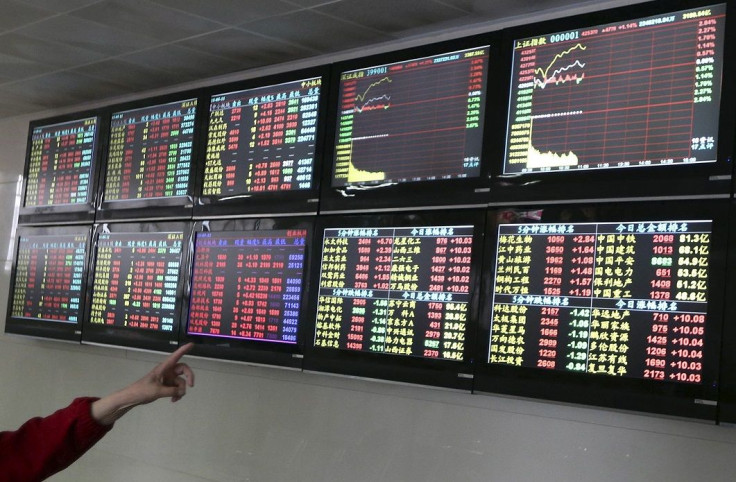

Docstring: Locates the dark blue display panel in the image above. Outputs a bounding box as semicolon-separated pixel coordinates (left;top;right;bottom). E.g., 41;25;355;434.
181;218;314;367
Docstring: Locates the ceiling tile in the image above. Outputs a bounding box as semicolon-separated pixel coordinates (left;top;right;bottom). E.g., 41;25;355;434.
0;0;54;31
283;0;342;7
70;0;224;43
150;0;300;26
16;15;163;56
315;0;467;34
0;32;106;68
0;71;129;107
177;28;315;70
0;52;54;81
119;44;245;83
0;96;46;117
19;0;101;14
72;59;185;92
240;9;394;53
437;0;584;16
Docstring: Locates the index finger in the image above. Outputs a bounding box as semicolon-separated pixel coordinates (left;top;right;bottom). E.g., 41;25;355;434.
157;342;194;373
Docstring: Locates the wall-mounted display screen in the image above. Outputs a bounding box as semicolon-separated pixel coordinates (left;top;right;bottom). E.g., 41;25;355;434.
103;98;197;202
5;225;92;341
24;117;98;208
504;4;726;174
88;231;184;333
332;46;489;187
489;220;712;383
476;200;727;419
305;211;484;389
10;233;87;324
202;77;322;197
315;225;474;361
188;229;307;344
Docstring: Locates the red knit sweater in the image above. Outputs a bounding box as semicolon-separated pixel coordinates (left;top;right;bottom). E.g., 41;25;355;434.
0;397;112;482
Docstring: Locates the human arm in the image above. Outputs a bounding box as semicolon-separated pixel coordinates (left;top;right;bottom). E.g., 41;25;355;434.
91;342;195;425
0;343;195;482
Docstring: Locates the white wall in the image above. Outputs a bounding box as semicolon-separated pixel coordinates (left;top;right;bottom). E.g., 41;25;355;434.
2;2;736;479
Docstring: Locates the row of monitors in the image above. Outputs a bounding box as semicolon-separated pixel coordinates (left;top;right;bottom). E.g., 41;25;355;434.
8;200;736;424
18;1;736;225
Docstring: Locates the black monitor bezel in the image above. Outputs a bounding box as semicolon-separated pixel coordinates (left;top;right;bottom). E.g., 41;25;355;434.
81;220;192;352
318;34;501;214
716;201;736;424
302;209;486;390
193;66;330;219
488;0;735;206
4;224;93;342
95;90;206;222
179;216;316;368
18;111;106;225
474;199;728;420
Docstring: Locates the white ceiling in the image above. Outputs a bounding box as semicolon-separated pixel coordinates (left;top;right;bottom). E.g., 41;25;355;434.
0;0;631;119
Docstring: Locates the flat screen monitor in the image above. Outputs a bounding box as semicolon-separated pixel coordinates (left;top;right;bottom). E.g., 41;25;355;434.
19;114;103;224
97;96;200;220
303;210;485;389
475;200;727;419
82;221;191;352
320;37;497;213
4;225;92;341
492;2;733;203
181;218;314;367
195;69;327;218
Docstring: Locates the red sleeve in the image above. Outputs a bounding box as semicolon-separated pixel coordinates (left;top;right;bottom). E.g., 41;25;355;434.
0;397;113;482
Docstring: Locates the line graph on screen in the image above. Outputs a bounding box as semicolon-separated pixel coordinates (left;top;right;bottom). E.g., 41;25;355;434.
505;7;724;174
333;46;488;187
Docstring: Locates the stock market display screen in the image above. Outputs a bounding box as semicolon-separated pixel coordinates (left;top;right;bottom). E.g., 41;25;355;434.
89;231;184;332
489;219;713;384
332;46;489;187
24;117;97;207
10;233;87;324
202;77;322;196
188;229;307;344
315;225;474;361
504;4;726;174
104;99;197;201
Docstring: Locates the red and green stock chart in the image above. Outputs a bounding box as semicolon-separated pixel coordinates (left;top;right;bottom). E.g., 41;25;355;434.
333;46;488;187
104;99;196;201
489;220;712;384
89;232;184;332
24;118;97;207
504;4;725;173
202;78;321;196
315;226;474;361
11;234;87;324
187;229;307;344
